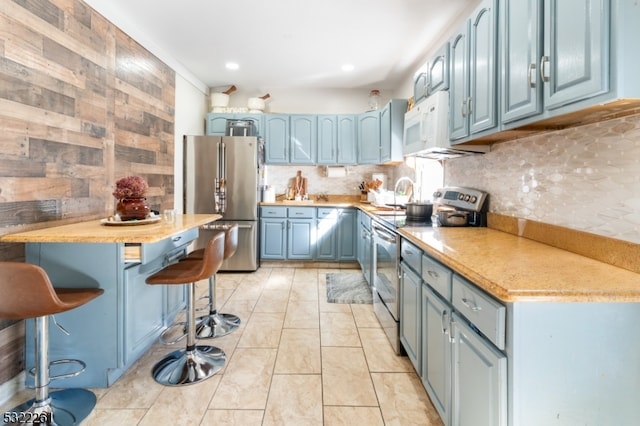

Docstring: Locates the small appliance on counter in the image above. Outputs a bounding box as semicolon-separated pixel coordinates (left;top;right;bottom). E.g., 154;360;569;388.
432;186;488;227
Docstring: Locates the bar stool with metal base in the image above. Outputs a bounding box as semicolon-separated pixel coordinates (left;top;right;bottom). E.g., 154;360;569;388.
183;223;240;339
145;231;226;386
0;262;103;426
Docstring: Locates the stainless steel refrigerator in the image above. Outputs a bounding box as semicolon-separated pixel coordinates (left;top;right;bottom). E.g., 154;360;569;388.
183;135;262;271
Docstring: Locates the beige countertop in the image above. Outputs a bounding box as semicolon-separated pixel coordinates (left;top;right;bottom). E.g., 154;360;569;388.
399;226;640;303
260;199;640;303
260;196;390;213
0;214;221;244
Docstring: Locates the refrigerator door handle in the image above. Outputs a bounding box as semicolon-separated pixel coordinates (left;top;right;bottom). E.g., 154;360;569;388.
214;141;227;214
220;141;226;180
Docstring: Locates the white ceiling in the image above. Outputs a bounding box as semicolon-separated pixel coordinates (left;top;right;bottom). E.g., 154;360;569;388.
84;0;476;93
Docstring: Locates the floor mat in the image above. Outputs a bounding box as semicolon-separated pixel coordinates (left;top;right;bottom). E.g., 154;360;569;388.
325;273;372;304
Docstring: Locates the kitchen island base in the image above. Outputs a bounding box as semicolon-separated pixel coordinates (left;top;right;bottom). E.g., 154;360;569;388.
22;240;191;388
0;215;222;389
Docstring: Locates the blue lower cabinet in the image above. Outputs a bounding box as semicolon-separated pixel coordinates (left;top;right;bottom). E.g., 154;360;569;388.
400;262;422;373
260;218;287;259
316;211;337;260
123;260;165;364
316;208;357;261
337;209;357;261
287;219;315;259
260;207;356;261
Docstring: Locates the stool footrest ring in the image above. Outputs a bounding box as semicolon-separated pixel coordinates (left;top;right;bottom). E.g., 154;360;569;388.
159;322;187;345
28;359;87;381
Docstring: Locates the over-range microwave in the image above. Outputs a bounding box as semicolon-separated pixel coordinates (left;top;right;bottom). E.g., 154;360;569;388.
402;91;489;159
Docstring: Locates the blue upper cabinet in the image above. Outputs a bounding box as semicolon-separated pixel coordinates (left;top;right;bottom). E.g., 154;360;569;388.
317;115;337;164
543;0;609;110
500;0;640;131
317;115;357;165
264;114;289;164
205;113;264;136
337;115;357;164
262;104;408;165
500;0;544;123
449;22;471;141
205;114;228;135
414;72;429;103
501;0;609;125
359;100;407;164
469;0;498;135
264;114;316;164
380;99;407;163
357;110;381;164
449;0;498;142
427;43;450;95
290;115;317;164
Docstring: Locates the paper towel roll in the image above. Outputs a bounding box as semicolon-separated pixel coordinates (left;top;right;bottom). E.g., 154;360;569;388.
325;166;347;178
263;186;276;202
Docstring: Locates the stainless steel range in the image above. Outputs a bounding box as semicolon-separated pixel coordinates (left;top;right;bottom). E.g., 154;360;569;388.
370;186;488;354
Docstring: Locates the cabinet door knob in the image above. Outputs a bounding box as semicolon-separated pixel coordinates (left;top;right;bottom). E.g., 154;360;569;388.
441;309;449;335
540;55;550;83
527;63;537;88
461;297;482;311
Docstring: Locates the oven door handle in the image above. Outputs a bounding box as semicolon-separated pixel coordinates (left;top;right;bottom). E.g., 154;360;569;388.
372;223;397;243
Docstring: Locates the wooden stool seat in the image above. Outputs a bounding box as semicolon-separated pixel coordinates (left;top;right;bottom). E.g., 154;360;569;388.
0;262;103;425
145;231;226;386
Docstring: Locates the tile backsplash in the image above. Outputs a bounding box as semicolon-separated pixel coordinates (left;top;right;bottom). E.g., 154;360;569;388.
265;165;393;197
446;114;640;244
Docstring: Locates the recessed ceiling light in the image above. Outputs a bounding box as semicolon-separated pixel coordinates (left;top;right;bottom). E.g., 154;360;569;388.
341;64;354;72
225;62;239;70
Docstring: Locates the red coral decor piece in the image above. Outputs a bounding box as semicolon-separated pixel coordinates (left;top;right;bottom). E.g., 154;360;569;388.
113;176;150;221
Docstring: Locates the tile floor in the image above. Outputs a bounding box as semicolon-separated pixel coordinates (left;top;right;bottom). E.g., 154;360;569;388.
2;267;443;425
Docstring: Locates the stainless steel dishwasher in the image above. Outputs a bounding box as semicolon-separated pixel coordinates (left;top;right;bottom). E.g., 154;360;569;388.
371;218;401;354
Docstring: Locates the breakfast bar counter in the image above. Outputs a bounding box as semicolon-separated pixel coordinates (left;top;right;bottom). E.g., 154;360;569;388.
0;213;219;244
1;214;220;388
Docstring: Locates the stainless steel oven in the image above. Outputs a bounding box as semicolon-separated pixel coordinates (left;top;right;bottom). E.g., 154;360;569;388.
371;218;402;354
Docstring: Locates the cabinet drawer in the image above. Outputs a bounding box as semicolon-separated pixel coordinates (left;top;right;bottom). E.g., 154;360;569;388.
261;206;287;217
401;239;421;273
288;207;315;218
139;228;198;264
452;274;505;350
421;255;453;301
317;207;338;219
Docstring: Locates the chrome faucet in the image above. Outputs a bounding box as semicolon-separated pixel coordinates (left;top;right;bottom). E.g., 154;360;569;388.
393;176;414;208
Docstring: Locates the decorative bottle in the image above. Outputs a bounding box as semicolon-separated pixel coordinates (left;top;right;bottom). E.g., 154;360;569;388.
368;89;380;111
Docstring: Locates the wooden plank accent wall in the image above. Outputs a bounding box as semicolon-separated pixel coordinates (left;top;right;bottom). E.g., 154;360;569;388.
0;0;176;385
